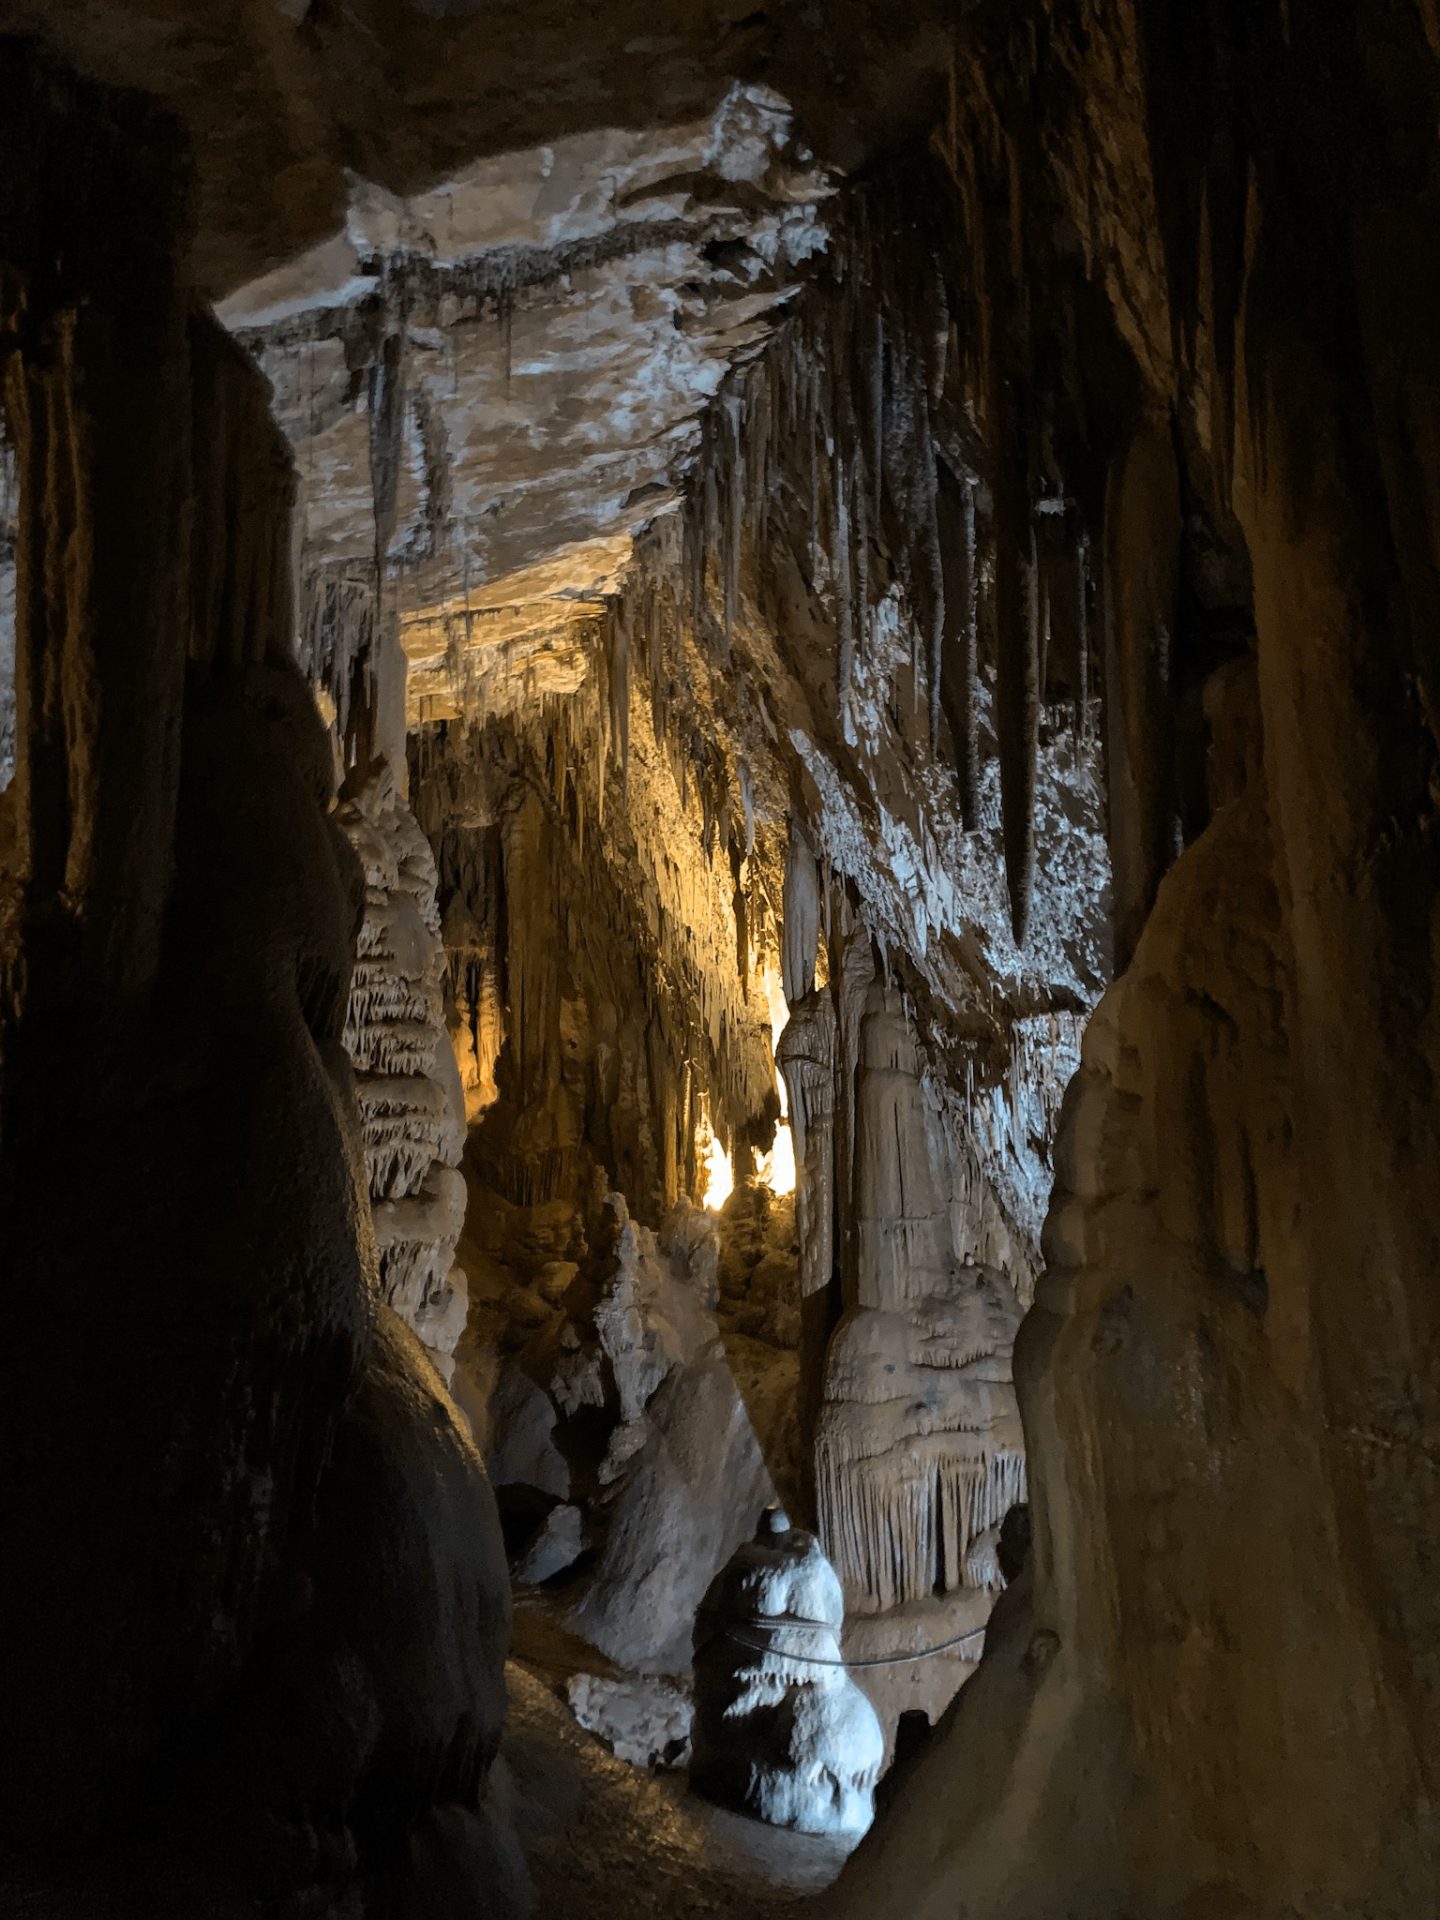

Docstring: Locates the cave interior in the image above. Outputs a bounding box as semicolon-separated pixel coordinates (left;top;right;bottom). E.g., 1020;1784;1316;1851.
1;4;1437;1917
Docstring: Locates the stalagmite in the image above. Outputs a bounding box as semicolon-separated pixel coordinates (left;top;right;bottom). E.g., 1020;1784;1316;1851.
692;1507;884;1836
815;984;1025;1625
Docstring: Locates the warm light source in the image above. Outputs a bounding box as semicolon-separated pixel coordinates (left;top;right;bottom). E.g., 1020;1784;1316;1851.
754;956;797;1194
703;1129;734;1210
695;1097;734;1211
756;1119;796;1196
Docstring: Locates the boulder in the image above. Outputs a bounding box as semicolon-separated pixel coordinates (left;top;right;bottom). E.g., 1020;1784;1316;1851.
564;1672;693;1769
513;1503;585;1586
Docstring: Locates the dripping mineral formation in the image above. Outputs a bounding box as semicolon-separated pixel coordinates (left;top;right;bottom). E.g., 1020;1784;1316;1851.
337;761;469;1378
2;6;1437;1919
692;1506;885;1837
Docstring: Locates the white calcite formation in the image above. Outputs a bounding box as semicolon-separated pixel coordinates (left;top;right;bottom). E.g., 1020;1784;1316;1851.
815;981;1026;1614
563;1671;694;1771
337;762;468;1379
691;1507;884;1836
558;1196;777;1671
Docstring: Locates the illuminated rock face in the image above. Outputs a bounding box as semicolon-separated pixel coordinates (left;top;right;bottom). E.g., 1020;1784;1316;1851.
216;119;1106;1768
816;982;1026;1618
692;1508;884;1836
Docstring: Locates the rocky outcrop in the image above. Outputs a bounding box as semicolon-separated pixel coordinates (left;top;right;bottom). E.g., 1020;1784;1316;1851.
804;977;1028;1741
692;1507;884;1836
816;983;1026;1616
472;1186;777;1673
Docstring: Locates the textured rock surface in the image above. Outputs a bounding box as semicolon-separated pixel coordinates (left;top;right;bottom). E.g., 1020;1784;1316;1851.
564;1670;695;1770
0;57;522;1913
692;1510;884;1836
815;981;1026;1622
11;5;1438;1916
830;7;1440;1918
469;1188;776;1672
337;761;469;1377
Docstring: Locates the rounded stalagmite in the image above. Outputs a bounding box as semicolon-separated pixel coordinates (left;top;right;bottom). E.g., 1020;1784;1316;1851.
690;1505;884;1837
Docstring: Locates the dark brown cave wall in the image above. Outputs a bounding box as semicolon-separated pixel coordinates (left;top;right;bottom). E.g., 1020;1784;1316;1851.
836;5;1440;1916
0;43;521;1916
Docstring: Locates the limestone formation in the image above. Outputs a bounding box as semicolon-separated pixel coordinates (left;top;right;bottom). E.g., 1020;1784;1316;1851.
337;760;468;1379
564;1671;694;1771
804;978;1028;1738
0;53;522;1912
474;1190;778;1672
9;6;1440;1916
691;1507;884;1836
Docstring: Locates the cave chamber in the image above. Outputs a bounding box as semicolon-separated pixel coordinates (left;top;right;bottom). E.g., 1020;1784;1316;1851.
0;4;1436;1917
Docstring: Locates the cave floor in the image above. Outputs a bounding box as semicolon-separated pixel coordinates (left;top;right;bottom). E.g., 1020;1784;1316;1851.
504;1660;852;1919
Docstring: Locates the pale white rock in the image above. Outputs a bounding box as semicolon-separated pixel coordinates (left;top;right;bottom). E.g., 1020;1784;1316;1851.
336;760;471;1380
567;1341;774;1672
485;1363;571;1504
691;1508;884;1836
564;1672;693;1770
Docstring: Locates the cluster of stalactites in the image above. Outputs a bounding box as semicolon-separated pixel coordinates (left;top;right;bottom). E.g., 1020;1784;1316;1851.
300;566;379;754
814;1432;1028;1611
597;152;1099;949
411;688;778;1209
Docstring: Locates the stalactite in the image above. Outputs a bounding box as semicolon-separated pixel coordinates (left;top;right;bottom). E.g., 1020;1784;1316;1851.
1074;527;1091;740
916;401;946;751
782;817;822;1006
937;464;981;826
992;452;1038;946
833;448;855;708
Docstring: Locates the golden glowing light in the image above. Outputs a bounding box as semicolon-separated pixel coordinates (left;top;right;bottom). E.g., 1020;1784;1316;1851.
751;955;797;1194
756;1119;796;1196
695;1097;734;1211
703;1131;734;1210
762;960;791;1119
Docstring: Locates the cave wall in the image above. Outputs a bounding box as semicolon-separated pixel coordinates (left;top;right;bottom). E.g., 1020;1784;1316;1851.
5;2;1431;1909
835;4;1440;1915
0;46;523;1915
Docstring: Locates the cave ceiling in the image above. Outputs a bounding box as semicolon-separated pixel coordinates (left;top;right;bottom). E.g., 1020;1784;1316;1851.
0;0;957;296
225;84;836;723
